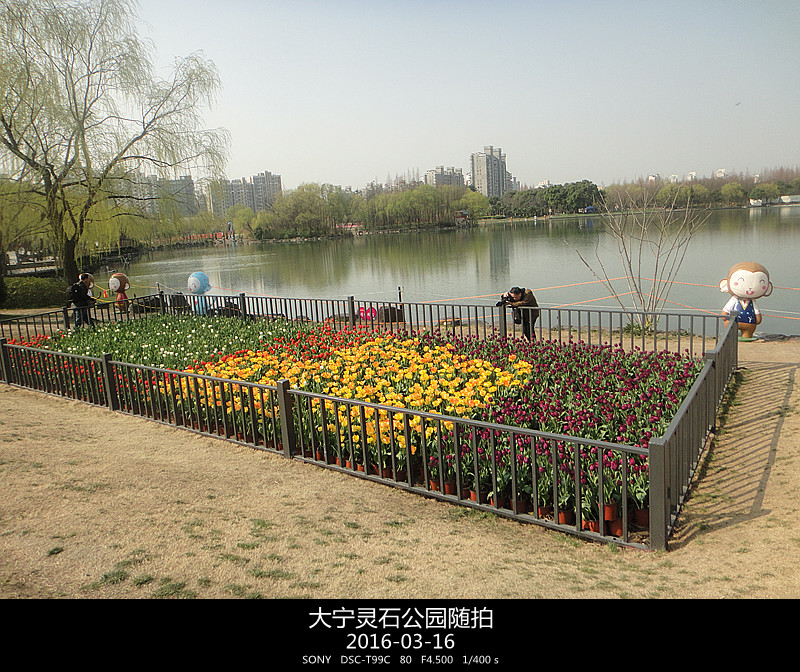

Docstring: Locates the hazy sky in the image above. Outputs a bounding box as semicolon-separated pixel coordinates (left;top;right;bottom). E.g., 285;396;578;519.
136;0;800;191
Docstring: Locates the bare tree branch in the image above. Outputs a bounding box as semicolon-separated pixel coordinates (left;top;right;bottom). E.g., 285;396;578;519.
566;182;711;328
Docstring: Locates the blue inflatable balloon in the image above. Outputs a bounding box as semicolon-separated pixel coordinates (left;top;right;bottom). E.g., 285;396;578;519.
188;271;211;295
187;271;212;314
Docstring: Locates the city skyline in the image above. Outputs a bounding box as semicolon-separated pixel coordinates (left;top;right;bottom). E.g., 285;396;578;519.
137;0;800;191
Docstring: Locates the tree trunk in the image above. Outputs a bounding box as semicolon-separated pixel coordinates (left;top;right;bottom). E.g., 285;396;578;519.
62;237;79;282
0;246;6;306
0;239;8;278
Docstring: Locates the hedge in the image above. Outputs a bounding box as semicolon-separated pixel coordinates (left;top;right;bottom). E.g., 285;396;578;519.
1;276;67;309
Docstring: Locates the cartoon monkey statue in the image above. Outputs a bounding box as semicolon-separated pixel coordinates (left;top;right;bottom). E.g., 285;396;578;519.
719;262;773;340
108;272;130;312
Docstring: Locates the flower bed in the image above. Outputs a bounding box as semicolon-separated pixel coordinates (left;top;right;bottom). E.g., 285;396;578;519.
15;314;703;522
7;314;324;370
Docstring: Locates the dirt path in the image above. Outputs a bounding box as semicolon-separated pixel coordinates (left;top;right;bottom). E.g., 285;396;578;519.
1;338;799;599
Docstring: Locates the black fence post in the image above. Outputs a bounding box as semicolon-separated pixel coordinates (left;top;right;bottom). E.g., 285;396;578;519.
276;378;296;458
348;296;356;328
0;338;10;384
100;353;119;411
498;306;507;339
238;292;247;319
62;306;71;331
704;352;718;433
648;436;668;551
158;290;166;314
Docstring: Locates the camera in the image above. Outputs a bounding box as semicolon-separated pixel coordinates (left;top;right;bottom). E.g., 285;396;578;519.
496;293;511;307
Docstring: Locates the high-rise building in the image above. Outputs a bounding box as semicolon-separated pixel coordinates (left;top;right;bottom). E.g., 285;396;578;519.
425;166;465;188
126;174;200;217
209;170;283;216
252;171;283;210
470;146;515;197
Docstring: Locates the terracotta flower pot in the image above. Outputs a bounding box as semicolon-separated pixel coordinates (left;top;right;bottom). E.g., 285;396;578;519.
558;509;575;525
581;519;601;532
470;489;489;502
604;502;619;521
514;499;530;514
634;507;650;528
537;505;553;518
607;518;624;537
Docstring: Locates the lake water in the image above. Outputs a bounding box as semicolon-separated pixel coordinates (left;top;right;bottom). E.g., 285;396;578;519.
123;206;800;336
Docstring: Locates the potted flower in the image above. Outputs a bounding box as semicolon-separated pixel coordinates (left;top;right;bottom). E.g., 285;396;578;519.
427;454;443;491
580;450;621;529
599;474;621;521
628;456;650;527
428;449;458;494
506;448;531;513
468;474;492;502
556;467;575;524
601;450;625;521
535;457;554;517
489;466;512;509
580;496;600;532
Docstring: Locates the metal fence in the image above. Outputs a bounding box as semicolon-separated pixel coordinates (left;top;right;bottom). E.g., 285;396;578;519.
0;294;738;550
3;292;724;357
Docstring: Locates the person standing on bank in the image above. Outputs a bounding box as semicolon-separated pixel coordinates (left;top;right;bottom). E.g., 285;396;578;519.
69;273;97;328
497;286;540;340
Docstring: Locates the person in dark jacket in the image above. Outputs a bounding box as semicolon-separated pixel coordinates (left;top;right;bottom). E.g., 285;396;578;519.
71;273;97;328
497;286;540;340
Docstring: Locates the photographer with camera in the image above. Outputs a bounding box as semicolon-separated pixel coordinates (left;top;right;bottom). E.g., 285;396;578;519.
496;286;540;340
67;272;97;328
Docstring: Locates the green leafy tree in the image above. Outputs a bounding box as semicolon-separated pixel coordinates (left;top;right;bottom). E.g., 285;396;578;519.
656;183;711;206
565;180;602;212
457;189;490;221
749;183;780;203
0;0;229;281
492;181;600;217
0;181;50;280
721;182;746;206
257;184;333;238
226;204;255;237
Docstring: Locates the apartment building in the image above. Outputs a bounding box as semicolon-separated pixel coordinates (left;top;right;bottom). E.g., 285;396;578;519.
127;173;200;218
425;166;465;188
470;145;515;197
209;170;283;215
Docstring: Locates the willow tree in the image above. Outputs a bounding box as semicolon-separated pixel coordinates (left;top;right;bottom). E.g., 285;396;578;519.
0;0;229;281
0;180;50;275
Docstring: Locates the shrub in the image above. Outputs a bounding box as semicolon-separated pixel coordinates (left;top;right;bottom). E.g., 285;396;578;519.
1;276;67;309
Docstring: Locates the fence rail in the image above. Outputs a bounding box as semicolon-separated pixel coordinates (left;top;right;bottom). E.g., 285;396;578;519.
0;293;738;550
3;292;723;358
